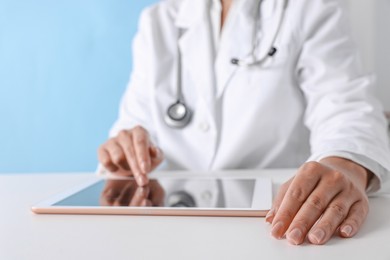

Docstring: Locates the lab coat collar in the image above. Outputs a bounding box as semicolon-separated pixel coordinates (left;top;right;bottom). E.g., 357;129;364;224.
174;0;208;29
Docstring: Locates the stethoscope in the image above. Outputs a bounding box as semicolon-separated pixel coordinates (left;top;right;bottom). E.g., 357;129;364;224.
165;0;288;129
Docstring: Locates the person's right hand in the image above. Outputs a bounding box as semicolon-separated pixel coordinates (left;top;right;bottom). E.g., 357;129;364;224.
98;126;164;186
100;179;165;207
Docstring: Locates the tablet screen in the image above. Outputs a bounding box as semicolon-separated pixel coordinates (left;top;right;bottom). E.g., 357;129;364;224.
53;178;267;209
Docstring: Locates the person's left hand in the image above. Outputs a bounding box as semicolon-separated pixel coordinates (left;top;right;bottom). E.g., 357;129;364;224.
266;157;372;245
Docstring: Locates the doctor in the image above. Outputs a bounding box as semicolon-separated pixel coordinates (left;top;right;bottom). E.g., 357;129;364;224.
98;0;390;245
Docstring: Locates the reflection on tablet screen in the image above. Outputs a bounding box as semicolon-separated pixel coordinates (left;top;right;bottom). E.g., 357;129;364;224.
54;178;258;209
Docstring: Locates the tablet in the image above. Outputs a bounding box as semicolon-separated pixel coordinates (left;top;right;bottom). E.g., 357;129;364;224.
31;176;272;217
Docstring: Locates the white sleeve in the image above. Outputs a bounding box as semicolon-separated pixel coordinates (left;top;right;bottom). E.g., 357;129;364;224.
109;9;158;145
297;0;390;191
96;9;159;176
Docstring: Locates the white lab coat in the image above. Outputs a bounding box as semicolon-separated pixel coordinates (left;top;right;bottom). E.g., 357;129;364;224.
106;0;390;191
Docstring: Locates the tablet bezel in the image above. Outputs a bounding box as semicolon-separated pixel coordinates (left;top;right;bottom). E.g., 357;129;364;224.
31;176;272;217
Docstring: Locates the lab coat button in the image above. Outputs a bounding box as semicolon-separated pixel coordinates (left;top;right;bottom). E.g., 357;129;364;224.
199;122;210;132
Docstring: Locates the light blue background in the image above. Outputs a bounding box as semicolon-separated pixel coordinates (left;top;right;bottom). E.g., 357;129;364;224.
0;0;157;173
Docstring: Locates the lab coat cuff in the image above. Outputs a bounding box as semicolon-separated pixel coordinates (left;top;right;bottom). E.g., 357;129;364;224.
306;151;385;194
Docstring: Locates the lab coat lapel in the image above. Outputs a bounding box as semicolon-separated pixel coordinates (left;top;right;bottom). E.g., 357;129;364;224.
175;0;216;119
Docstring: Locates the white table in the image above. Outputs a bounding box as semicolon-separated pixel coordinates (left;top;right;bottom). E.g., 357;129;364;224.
1;170;389;260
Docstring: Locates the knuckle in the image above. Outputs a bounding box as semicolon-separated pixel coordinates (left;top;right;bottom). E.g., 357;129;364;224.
329;202;348;219
288;187;306;203
117;131;132;144
133;125;145;133
106;138;116;146
134;134;147;145
329;170;346;185
117;130;129;138
301;161;320;173
306;195;325;211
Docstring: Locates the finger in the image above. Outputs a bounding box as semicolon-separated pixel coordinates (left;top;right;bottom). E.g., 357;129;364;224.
98;145;119;172
100;187;122;206
113;181;136;206
339;200;369;238
100;180;128;206
285;181;343;245
129;187;150;207
105;139;130;171
149;181;165;206
150;146;164;171
132;126;152;174
266;178;293;224
142;199;153;207
271;162;324;239
117;131;148;186
307;192;355;245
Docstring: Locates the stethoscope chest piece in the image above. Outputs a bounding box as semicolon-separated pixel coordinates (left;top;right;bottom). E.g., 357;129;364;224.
165;101;192;128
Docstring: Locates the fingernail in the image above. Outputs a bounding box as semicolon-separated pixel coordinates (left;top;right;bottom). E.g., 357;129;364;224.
265;209;275;223
309;229;326;244
341;225;353;237
287;228;302;245
136;175;148;186
271;222;284;239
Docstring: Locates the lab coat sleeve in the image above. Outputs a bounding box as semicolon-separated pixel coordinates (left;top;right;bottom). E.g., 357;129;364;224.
97;10;160;176
108;9;158;145
296;0;390;191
